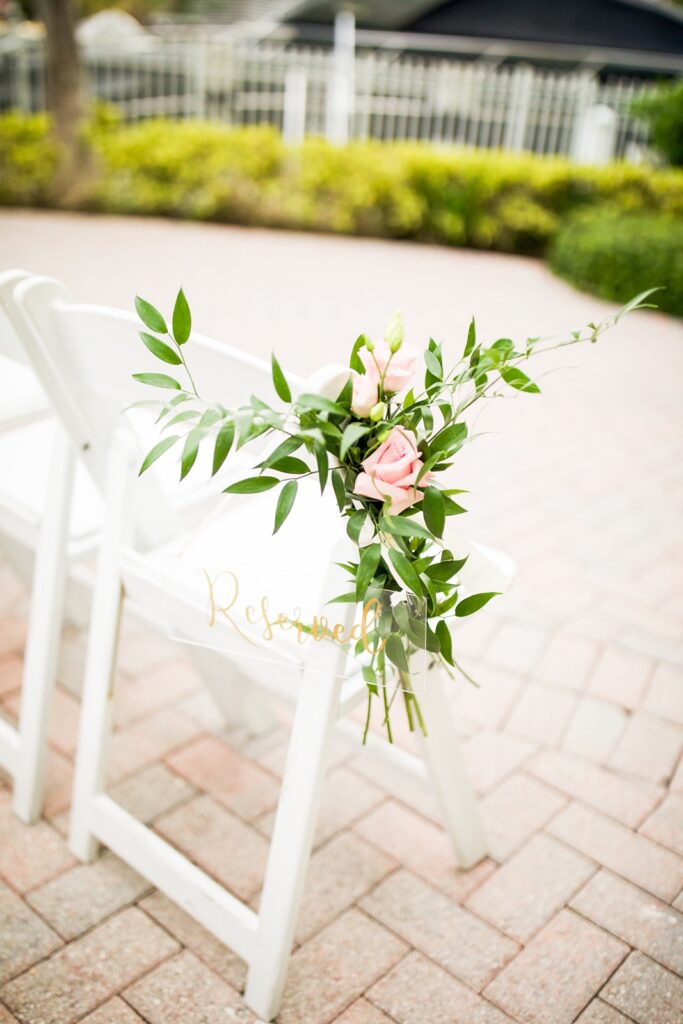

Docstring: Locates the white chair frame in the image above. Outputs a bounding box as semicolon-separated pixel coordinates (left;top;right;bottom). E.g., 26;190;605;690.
11;274;494;1020
0;270;92;822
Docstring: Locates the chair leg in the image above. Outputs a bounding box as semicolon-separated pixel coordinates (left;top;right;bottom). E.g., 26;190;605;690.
415;667;487;869
69;431;131;862
13;428;76;824
244;666;343;1021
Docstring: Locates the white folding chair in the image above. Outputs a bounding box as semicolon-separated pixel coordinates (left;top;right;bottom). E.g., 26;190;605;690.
12;274;510;1020
0;270;103;822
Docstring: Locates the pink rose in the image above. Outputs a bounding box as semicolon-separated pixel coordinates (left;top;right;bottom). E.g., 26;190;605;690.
351;369;379;417
354;426;430;514
359;340;420;394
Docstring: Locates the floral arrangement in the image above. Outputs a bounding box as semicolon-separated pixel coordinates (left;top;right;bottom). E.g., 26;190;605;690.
132;288;655;741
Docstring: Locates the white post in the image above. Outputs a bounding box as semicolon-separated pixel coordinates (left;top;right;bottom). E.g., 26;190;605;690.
326;9;355;144
283;67;307;145
503;65;533;153
571;103;618;165
193;39;207;120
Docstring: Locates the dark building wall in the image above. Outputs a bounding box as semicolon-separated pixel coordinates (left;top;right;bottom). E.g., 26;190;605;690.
406;0;683;55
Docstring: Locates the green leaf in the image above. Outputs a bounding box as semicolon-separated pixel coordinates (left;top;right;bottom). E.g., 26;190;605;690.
444;495;467;516
388;549;424;597
432;421;467;453
356;543;381;602
381;514;432;542
259;436;303;469
273;480;298;534
385;633;409;673
614;287;660;322
135;296;167;334
424;350;442;378
500;366;540;393
422;486;445;538
425;557;467;581
164;409;200;429
435;619;454;665
172;288;191;345
332;469;347;512
138;435;179;476
271;353;292;403
315;444;329;493
224;476;280;494
132;372;181;390
269;456;309;474
139;331;181;365
336;375;353;409
455;591;500;617
340;423;370;460
198;408;222;430
297;393;347;416
464;317;476;357
211;422;234;476
416;449;445;486
180;427;204;481
350;334;369;373
347;510;367;544
156;392;191;422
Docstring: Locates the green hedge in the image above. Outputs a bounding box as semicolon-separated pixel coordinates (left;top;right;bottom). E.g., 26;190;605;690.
2;113;683;260
549;208;683;317
0;112;59;207
1;112;683;316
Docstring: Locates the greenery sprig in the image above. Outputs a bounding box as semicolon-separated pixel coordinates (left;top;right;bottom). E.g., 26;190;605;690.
131;287;657;742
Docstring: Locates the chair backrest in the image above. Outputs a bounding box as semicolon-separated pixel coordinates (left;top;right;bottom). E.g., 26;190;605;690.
10;275;303;544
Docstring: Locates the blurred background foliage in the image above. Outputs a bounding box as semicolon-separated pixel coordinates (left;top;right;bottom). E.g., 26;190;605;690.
631;79;683;166
550;207;683;317
1;109;682;313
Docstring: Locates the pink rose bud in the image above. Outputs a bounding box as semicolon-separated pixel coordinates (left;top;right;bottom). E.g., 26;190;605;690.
353;426;431;514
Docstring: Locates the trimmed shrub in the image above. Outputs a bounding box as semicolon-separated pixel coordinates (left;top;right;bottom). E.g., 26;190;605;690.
549;208;683;317
632;80;683;167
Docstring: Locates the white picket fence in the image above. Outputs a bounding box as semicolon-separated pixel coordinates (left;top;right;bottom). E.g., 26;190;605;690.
0;33;653;161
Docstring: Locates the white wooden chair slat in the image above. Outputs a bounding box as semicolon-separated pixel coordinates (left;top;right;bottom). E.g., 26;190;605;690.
9;273;511;1021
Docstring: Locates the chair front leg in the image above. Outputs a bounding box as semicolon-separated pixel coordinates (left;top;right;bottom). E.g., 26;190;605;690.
13;426;76;824
415;666;487;869
244;663;343;1021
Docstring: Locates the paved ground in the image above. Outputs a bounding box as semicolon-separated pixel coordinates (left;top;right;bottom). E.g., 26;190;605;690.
1;210;683;1024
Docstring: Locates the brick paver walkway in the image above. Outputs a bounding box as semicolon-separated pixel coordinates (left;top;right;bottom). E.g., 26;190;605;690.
1;211;682;1024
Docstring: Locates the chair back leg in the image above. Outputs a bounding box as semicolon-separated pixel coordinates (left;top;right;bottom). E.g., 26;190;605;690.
416;667;487;868
13;426;76;823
